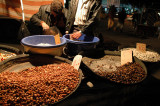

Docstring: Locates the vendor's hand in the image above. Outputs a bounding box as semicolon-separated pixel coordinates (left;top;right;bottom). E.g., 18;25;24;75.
70;31;82;39
65;31;69;34
41;21;49;30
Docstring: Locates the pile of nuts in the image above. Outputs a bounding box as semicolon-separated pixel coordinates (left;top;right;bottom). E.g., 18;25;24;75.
83;56;146;84
121;48;160;62
0;63;80;105
96;62;146;84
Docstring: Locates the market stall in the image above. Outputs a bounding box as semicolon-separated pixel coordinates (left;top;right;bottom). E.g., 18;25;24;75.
0;34;160;105
0;1;160;105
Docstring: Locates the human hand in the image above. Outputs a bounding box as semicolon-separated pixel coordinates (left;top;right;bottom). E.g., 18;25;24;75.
70;31;82;39
41;21;49;30
65;31;69;34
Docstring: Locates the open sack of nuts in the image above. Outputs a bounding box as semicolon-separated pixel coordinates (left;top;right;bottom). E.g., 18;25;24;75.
0;54;82;105
82;50;147;84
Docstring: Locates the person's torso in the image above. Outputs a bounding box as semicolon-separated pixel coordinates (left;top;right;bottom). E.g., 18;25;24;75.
74;0;91;25
66;0;99;31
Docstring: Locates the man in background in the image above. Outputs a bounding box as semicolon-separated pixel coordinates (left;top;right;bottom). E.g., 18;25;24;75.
114;8;126;32
30;0;66;35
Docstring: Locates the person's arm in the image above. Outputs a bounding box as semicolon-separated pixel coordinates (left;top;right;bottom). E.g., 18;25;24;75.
30;6;43;26
30;6;49;30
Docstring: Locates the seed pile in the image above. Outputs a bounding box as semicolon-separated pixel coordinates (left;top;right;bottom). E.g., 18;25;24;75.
83;55;121;73
36;43;52;46
96;62;146;84
0;63;80;105
121;48;160;62
83;56;146;84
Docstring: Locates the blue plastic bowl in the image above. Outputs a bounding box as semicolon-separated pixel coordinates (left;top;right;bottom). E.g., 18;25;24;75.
63;34;99;44
21;35;66;56
21;35;66;48
63;34;100;55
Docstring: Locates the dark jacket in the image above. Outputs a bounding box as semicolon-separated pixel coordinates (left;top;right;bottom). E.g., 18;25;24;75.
30;4;67;35
66;0;102;35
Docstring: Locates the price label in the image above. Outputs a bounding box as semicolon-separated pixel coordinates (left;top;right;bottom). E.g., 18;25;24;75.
54;34;61;45
72;55;82;70
136;43;146;52
121;50;133;65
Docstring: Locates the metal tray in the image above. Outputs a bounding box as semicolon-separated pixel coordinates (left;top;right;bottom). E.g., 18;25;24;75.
118;45;160;74
0;54;82;105
0;44;22;54
82;50;147;84
118;45;160;63
0;44;23;62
